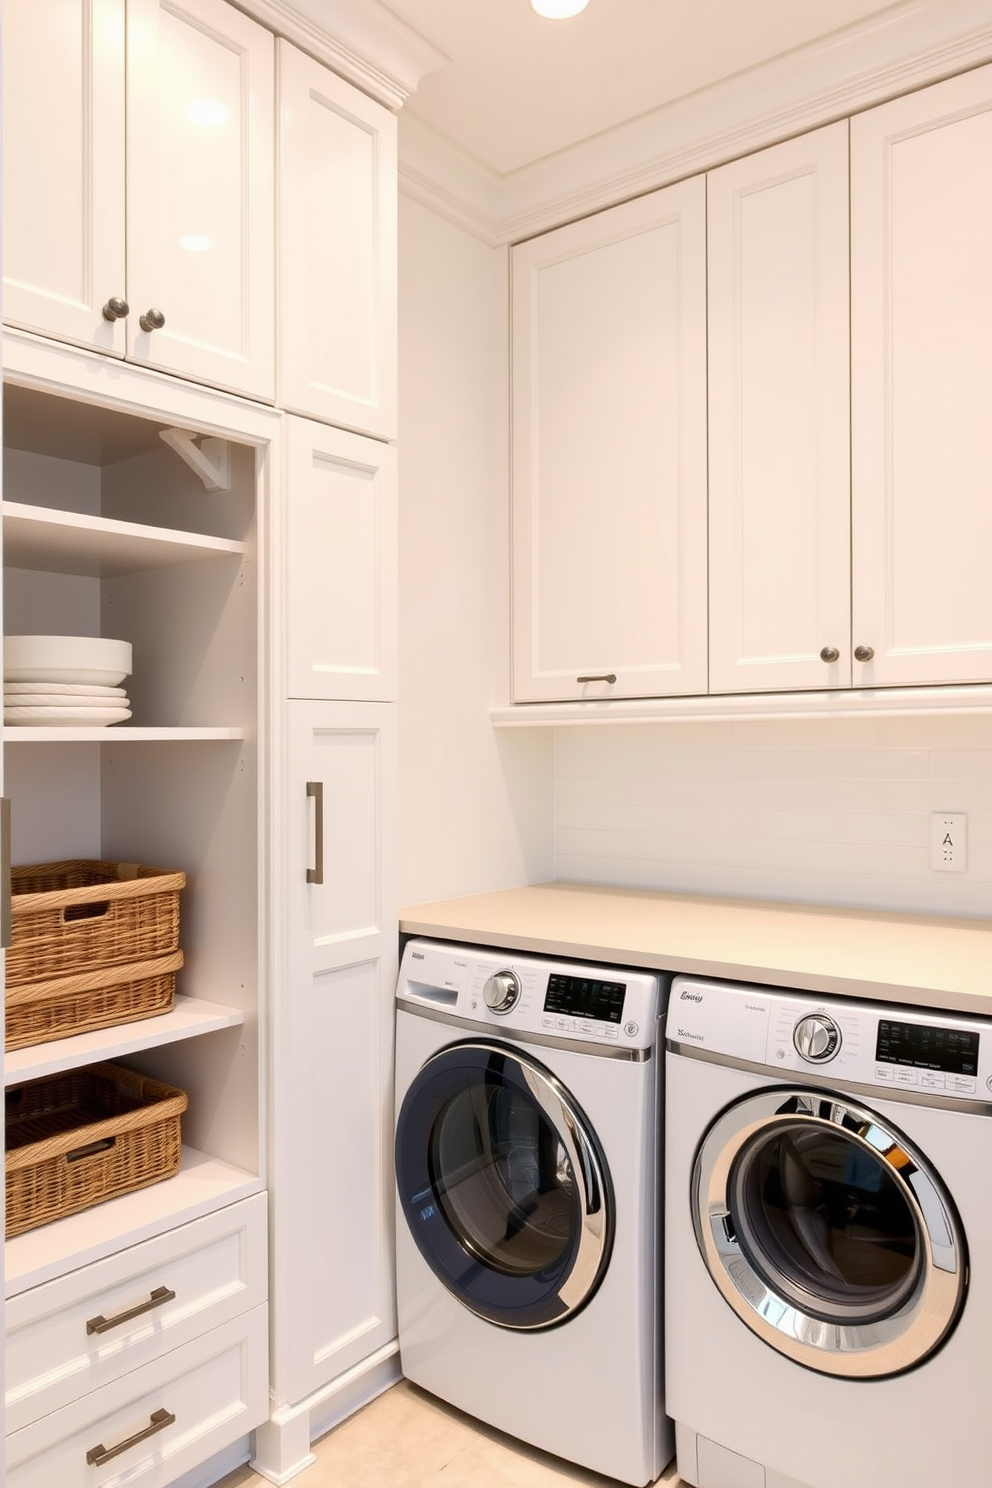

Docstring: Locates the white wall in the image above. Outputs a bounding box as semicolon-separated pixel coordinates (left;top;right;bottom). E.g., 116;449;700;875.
398;192;553;905
555;714;992;917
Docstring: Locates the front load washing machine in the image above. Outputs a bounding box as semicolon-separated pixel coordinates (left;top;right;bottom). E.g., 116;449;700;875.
394;938;674;1487
665;974;992;1488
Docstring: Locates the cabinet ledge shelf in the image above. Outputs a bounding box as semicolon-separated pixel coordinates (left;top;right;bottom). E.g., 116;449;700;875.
492;684;992;726
3;500;246;578
4;1149;261;1298
4;995;246;1087
3;726;246;742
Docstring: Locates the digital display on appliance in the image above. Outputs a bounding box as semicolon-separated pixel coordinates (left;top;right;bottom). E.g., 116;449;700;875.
544;973;626;1023
875;1019;979;1076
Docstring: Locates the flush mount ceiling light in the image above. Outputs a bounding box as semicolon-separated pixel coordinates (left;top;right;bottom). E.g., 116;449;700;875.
530;0;590;17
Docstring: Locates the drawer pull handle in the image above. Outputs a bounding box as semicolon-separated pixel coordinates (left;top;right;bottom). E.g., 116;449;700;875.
576;673;617;685
85;1407;176;1466
86;1284;176;1335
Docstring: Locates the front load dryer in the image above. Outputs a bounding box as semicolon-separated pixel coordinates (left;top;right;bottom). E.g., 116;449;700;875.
394;938;674;1487
666;974;992;1488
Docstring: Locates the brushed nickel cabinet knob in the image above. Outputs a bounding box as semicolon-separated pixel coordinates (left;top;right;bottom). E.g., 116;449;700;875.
139;308;166;332
101;296;129;321
854;645;875;662
819;646;840;664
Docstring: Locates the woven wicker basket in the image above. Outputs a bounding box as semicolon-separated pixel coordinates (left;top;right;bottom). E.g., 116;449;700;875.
4;951;184;1052
7;861;185;989
5;1063;188;1237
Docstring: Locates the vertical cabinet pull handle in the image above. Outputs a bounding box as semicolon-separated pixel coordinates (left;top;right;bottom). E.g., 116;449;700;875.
86;1284;176;1335
0;798;10;949
306;781;324;885
85;1407;176;1466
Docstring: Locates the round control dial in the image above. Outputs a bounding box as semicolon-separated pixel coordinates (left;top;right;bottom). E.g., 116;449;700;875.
793;1013;841;1063
483;970;521;1015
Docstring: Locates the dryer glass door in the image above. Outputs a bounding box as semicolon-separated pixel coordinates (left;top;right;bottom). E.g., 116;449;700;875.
692;1088;967;1377
395;1041;613;1330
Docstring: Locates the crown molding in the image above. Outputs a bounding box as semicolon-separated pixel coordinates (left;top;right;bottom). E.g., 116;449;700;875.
398;114;502;245
397;0;992;243
236;0;447;108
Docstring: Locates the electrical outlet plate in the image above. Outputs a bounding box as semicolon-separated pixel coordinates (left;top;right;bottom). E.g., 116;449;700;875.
930;813;967;872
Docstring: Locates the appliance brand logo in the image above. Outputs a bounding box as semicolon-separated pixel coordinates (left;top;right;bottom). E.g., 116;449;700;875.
679;989;703;1003
411;950;425;960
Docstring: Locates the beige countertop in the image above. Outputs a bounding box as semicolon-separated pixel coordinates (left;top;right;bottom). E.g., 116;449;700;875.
399;882;992;1017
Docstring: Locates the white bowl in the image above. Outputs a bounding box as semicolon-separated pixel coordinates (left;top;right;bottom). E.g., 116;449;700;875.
4;635;132;686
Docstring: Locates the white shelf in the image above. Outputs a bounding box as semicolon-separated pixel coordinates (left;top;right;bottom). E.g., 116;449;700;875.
490;683;992;726
3;500;245;577
4;1148;261;1297
4;996;245;1086
3;726;245;742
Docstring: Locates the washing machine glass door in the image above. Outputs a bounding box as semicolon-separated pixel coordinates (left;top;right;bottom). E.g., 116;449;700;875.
693;1087;967;1378
395;1040;613;1330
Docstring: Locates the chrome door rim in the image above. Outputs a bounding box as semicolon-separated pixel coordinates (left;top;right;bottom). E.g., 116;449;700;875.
692;1087;967;1377
396;1040;613;1329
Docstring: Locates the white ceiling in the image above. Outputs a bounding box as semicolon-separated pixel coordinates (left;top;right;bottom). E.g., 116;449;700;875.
379;0;905;176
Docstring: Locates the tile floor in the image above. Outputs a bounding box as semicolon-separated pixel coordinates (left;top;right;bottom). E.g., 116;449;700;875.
216;1380;685;1488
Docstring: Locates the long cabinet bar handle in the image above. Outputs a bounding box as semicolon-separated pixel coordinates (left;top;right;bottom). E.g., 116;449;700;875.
86;1284;176;1335
85;1407;176;1466
576;673;617;684
306;780;324;885
1;798;10;948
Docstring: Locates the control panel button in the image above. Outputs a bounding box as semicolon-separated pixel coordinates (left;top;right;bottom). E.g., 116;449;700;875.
624;1021;639;1038
919;1072;946;1091
895;1068;919;1086
874;1066;894;1081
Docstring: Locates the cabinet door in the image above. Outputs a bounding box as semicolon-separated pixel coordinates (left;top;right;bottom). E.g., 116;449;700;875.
272;701;397;1408
276;40;398;440
511;177;708;702
285;417;398;701
708;123;851;693
2;0;127;355
852;65;992;687
125;0;275;398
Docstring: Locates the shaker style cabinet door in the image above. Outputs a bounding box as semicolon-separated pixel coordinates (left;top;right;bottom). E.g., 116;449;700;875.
277;40;398;440
125;0;275;398
708;123;852;693
851;64;992;687
271;700;398;1409
511;177;708;703
2;0;127;354
284;417;398;702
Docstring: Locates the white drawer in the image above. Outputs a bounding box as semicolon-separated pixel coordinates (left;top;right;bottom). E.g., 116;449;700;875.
5;1193;267;1432
6;1302;268;1488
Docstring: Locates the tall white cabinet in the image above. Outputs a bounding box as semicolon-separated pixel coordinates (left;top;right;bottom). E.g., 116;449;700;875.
3;5;403;1486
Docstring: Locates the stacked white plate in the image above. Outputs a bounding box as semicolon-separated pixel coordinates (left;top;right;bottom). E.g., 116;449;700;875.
4;636;133;726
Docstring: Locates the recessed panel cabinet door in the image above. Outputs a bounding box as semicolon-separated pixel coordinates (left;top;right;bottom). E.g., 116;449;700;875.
125;0;275;398
851;65;992;687
284;417;398;701
708;123;852;693
511;177;708;702
2;0;127;354
272;701;398;1409
277;40;398;440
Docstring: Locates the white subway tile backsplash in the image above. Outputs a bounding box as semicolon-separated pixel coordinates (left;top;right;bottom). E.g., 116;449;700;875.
553;716;992;916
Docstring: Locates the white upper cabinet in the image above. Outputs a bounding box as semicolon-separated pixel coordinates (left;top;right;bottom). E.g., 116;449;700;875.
277;40;398;441
511;178;708;702
2;0;127;353
708;123;852;694
125;0;275;398
851;64;992;688
2;0;275;401
284;416;398;702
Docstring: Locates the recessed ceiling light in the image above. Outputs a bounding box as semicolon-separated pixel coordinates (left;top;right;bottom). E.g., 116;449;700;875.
530;0;590;18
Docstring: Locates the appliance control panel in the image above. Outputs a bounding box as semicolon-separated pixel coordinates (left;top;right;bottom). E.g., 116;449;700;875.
669;975;992;1101
397;939;667;1051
